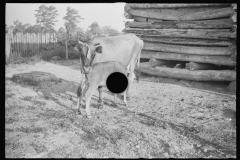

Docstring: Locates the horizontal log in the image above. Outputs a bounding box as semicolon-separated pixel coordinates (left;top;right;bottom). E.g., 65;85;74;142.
125;19;234;29
231;12;237;22
133;16;163;22
137;62;236;81
133;16;147;22
232;3;237;9
149;58;176;67
227;81;236;92
126;7;234;21
125;5;231;21
128;3;231;9
143;42;232;56
131;6;228;15
127;8;180;21
188;62;221;70
182;7;234;21
140;50;236;66
123;28;236;39
140;73;234;94
140;36;233;46
148;18;163;23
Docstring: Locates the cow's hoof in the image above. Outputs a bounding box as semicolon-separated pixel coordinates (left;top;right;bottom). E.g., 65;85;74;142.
126;96;130;101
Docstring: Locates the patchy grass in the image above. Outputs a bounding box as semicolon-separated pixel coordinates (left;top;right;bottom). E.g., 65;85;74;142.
5;61;236;158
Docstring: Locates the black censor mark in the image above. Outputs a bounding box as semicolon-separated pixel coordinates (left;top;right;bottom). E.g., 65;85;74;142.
106;72;128;94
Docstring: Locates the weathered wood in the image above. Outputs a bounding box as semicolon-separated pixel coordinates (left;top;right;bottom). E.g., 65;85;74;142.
227;81;236;92
140;36;233;46
126;7;234;21
133;16;163;22
125;5;229;20
182;7;234;21
133;6;229;15
133;16;147;22
149;58;176;67
127;8;180;21
231;12;237;22
126;19;234;29
143;42;232;56
232;24;237;32
140;50;236;66
7;32;57;57
188;62;221;70
128;3;231;9
124;28;236;39
232;3;237;9
231;51;236;62
137;62;236;81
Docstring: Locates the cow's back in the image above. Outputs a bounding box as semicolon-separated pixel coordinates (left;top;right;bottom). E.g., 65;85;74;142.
90;34;143;67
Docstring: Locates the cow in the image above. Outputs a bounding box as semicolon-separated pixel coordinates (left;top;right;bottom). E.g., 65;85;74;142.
74;34;144;108
76;61;129;118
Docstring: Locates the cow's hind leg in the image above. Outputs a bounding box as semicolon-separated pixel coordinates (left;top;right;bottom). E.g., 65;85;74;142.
113;94;117;106
97;86;104;109
123;91;128;106
126;61;136;101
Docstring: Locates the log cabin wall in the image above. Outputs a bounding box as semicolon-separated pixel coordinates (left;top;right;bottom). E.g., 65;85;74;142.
123;3;237;93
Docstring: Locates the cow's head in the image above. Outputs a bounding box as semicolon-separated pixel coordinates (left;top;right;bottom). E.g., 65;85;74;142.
74;40;102;74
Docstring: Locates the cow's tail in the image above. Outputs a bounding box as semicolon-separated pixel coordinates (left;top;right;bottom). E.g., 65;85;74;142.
135;40;143;83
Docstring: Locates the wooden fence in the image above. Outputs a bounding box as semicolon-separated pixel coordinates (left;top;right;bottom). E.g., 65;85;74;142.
5;32;58;57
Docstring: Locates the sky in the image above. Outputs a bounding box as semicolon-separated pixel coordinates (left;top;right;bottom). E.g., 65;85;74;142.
6;3;128;32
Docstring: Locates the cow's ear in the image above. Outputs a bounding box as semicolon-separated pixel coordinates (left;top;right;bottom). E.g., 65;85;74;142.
95;46;102;53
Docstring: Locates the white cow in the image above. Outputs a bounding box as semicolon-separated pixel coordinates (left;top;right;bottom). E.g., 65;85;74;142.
74;34;143;109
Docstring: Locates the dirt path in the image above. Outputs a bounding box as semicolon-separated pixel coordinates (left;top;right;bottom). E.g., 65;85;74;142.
5;61;236;158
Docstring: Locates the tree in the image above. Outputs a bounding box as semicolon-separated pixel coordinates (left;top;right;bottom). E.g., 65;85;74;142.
56;27;67;46
25;24;42;34
35;4;59;33
87;21;102;38
12;20;28;33
101;26;120;36
63;7;83;59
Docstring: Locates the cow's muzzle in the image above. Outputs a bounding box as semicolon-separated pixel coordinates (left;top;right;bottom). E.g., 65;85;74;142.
83;66;92;74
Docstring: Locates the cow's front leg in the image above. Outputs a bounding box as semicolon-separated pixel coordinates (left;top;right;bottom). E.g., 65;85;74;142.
113;94;117;106
123;91;128;106
85;86;95;118
76;86;83;114
97;86;104;109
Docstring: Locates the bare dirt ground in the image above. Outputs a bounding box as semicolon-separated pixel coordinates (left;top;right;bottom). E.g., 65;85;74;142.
5;60;236;158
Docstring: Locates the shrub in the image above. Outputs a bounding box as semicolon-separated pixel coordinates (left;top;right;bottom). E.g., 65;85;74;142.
8;54;42;64
40;45;80;61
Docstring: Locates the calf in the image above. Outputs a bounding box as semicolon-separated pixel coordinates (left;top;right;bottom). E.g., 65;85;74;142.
76;61;128;118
